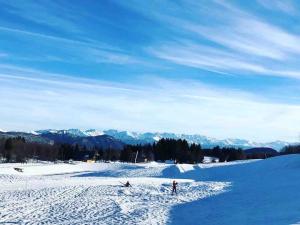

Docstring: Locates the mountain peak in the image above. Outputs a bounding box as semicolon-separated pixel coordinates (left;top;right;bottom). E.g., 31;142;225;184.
32;128;294;151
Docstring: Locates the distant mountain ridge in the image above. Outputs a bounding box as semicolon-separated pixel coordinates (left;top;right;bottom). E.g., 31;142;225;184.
37;131;124;150
0;128;294;151
34;129;292;150
0;130;124;150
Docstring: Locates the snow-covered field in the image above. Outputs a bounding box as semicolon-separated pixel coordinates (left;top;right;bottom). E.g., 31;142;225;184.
1;155;300;224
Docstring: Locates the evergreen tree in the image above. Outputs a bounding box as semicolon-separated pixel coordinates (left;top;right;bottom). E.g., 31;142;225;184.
4;138;13;162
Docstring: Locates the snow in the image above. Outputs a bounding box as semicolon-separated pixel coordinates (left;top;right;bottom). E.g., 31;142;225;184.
0;161;228;225
169;155;300;225
84;129;104;136
176;164;195;173
153;136;161;141
202;156;219;163
1;155;300;224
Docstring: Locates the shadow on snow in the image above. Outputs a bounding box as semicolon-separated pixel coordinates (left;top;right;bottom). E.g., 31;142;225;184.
166;155;300;225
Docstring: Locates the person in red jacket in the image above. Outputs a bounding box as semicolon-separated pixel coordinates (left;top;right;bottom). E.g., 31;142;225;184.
172;180;178;195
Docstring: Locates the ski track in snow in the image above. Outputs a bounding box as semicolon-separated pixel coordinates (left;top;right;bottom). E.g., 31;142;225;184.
4;157;300;225
0;162;229;225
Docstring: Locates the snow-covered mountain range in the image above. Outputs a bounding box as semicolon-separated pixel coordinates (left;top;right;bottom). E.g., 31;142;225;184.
34;129;293;150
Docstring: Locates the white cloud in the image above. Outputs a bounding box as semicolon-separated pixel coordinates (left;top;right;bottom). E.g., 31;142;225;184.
0;26;140;65
0;0;79;33
0;65;299;142
134;0;300;79
1;0;300;143
0;26;114;50
149;41;300;79
257;0;297;14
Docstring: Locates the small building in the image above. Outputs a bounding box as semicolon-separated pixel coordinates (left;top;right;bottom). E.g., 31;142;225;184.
86;159;96;163
202;156;219;163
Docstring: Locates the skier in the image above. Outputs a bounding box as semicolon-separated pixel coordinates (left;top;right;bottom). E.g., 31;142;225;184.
172;180;178;195
124;181;131;187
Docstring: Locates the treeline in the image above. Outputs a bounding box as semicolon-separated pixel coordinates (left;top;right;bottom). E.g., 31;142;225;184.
202;146;279;161
202;146;246;162
281;145;300;155
120;139;203;163
2;136;293;164
0;137;58;162
120;139;267;163
120;139;283;163
0;137;120;163
56;144;120;162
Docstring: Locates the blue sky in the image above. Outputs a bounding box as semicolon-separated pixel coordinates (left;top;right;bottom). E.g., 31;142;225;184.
0;0;300;142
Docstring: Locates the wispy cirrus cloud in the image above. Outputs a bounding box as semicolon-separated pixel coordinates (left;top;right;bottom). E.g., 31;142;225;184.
0;25;140;65
0;64;300;142
118;0;300;79
0;0;80;33
149;41;300;79
0;0;145;66
257;0;297;14
180;19;300;61
1;0;300;141
0;26;116;50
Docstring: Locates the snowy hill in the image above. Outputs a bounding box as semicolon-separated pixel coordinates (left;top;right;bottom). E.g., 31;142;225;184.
171;154;300;225
0;161;229;224
1;155;300;224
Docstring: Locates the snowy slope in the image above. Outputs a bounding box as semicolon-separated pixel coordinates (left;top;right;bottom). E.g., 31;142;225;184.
170;155;300;225
2;155;300;224
0;162;228;225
